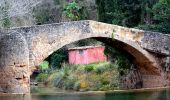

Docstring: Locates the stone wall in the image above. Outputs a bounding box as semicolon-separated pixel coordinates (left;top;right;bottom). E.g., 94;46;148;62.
0;31;30;93
120;69;143;89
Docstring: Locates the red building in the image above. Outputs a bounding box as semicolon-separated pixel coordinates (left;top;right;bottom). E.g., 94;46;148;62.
68;46;107;64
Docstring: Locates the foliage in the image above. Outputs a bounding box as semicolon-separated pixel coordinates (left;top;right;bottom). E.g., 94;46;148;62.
151;0;170;33
0;1;11;28
46;47;68;70
46;39;101;70
47;62;120;91
152;0;170;22
63;1;81;21
95;0;141;27
95;62;112;74
36;73;49;82
84;64;94;72
39;61;49;70
104;45;134;75
95;0;170;33
73;81;81;91
63;1;87;21
48;64;78;89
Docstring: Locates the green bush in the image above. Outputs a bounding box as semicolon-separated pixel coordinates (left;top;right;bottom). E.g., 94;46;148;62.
95;65;106;74
39;61;49;70
63;1;81;21
64;75;77;90
100;78;110;85
47;48;68;70
74;81;81;91
84;65;94;72
94;62;110;74
53;71;65;88
36;73;49;82
48;62;120;91
63;1;88;21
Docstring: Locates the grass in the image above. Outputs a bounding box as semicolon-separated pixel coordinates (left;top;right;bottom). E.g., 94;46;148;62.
47;62;120;91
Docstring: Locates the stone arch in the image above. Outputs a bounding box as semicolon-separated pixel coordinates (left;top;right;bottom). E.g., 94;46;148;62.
29;34;161;89
25;21;160;76
2;20;168;93
30;35;160;75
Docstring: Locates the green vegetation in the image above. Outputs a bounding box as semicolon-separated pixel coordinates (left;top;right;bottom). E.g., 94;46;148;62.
45;39;102;70
96;0;170;33
63;1;87;21
35;40;133;91
63;1;81;21
36;73;49;82
39;61;49;70
104;45;134;75
30;0;169;92
0;1;11;28
46;47;68;69
47;62;119;91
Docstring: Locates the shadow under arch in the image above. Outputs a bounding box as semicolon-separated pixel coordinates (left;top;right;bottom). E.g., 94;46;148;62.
93;37;160;75
32;35;160;76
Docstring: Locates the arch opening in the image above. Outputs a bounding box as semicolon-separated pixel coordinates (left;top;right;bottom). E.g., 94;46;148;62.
32;36;160;75
31;36;160;90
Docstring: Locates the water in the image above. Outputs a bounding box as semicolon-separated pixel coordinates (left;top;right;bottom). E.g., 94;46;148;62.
0;86;170;100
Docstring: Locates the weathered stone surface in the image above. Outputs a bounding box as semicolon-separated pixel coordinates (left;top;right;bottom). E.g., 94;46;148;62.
0;31;30;93
0;20;170;93
120;69;143;89
141;32;170;56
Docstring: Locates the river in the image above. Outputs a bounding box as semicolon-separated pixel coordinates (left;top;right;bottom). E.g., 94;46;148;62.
0;86;170;100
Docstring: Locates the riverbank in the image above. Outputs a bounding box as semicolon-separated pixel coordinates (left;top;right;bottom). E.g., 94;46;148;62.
38;62;120;91
30;84;170;95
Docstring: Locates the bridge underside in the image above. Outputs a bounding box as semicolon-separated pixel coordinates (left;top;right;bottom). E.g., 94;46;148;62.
94;37;169;89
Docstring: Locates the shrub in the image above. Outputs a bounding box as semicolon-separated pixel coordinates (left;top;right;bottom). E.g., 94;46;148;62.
63;1;81;21
36;73;49;82
53;71;65;88
74;81;81;91
95;65;106;74
47;62;120;91
39;61;49;70
84;65;94;72
63;1;88;21
64;75;77;90
100;78;110;85
99;85;110;91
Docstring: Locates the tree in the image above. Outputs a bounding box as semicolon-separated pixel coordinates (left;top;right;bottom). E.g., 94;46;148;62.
0;0;43;21
63;1;88;21
95;0;141;27
152;0;170;23
139;0;158;24
152;0;170;33
0;0;11;28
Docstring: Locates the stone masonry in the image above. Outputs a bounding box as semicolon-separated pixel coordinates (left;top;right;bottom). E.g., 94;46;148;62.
0;20;169;93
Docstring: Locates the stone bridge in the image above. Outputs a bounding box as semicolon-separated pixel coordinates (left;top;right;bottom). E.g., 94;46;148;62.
0;20;170;93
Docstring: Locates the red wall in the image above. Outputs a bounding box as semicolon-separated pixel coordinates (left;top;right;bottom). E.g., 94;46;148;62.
68;47;107;64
